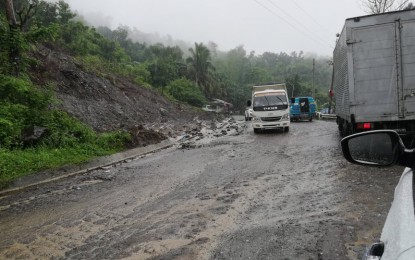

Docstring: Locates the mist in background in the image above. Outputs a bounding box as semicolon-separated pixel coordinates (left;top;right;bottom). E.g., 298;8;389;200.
64;0;364;56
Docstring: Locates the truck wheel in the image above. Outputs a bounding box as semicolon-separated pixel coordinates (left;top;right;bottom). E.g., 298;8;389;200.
338;124;343;136
345;121;354;136
285;126;290;132
339;121;346;137
253;128;260;134
341;121;353;137
338;118;347;137
245;115;248;121
309;117;313;122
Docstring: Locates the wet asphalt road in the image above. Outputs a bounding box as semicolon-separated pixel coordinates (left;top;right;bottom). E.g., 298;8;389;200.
0;118;404;259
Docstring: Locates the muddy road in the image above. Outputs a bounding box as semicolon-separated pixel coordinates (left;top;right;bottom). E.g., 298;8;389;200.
0;118;404;259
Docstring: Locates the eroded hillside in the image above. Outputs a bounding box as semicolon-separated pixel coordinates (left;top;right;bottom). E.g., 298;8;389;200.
30;46;214;143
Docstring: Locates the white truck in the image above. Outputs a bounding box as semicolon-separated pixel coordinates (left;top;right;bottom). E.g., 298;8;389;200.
247;84;290;133
333;9;415;144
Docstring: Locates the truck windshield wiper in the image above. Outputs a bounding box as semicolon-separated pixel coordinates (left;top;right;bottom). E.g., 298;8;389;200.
264;96;271;106
275;95;286;105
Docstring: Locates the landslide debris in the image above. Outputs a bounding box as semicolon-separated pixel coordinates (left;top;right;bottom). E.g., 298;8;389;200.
29;46;223;146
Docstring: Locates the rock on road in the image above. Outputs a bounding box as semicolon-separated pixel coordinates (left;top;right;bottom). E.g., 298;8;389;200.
0;118;404;259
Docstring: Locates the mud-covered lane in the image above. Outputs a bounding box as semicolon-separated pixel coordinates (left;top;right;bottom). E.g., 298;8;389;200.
0;119;403;259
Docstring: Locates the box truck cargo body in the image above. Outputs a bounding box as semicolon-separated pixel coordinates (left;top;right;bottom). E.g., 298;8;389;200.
333;9;415;145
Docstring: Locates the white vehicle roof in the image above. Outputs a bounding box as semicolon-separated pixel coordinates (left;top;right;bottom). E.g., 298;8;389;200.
252;84;287;93
254;89;286;94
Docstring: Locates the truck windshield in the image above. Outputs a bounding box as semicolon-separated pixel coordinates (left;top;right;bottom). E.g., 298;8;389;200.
253;93;288;107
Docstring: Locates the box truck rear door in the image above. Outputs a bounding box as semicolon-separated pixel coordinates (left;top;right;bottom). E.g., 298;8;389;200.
401;19;415;116
351;23;400;120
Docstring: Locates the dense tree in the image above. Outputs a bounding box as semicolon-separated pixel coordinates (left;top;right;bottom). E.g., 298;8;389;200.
223;46;249;85
144;44;185;90
166;78;205;107
1;0;59;76
96;25;147;62
246;67;273;85
3;0;19;75
187;43;215;96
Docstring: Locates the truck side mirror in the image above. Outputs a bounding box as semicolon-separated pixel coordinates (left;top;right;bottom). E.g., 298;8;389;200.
247;100;251;107
341;130;407;167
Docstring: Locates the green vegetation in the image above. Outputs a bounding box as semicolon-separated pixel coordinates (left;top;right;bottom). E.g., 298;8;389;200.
0;1;131;188
0;0;333;188
166;78;206;107
0;143;122;190
0;75;130;189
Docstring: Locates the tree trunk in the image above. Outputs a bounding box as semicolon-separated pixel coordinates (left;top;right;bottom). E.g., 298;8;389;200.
4;0;20;76
4;0;17;27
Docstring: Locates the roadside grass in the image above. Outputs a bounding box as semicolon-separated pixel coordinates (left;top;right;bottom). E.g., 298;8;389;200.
0;143;123;190
0;74;135;190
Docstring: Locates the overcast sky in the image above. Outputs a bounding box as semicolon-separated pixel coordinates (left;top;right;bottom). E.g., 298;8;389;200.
63;0;366;57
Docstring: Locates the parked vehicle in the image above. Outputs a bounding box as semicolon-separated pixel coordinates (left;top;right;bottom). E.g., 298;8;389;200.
202;99;233;113
202;105;216;112
333;9;415;140
341;130;415;260
245;107;253;121
289;96;316;122
247;84;290;133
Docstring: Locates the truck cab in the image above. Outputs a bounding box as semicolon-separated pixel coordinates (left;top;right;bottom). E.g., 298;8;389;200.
247;84;290;133
290;97;316;122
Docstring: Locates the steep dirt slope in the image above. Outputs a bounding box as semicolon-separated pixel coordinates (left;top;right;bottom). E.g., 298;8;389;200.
30;46;204;139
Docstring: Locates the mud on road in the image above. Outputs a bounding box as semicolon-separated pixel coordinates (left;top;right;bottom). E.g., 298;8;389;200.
0;118;403;259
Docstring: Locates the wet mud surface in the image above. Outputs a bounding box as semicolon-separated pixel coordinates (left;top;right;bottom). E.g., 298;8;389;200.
0;118;403;259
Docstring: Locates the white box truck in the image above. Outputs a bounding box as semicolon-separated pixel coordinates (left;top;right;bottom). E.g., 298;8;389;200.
333;9;415;146
247;84;290;133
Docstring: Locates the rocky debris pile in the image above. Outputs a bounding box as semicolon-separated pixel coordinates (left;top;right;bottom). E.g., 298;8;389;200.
126;125;167;148
176;117;243;149
21;126;49;147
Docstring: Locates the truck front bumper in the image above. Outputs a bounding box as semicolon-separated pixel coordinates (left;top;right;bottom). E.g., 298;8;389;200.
252;120;290;130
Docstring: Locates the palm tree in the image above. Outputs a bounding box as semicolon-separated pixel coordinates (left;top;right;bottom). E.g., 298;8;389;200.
187;42;215;95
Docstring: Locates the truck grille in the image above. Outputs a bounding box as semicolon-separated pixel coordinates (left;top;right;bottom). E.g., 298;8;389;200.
261;117;281;122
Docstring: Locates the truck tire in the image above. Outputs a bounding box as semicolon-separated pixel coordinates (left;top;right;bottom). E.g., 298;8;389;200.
339;121;346;137
346;121;355;136
340;120;354;137
253;128;260;134
309;117;313;122
338;118;348;137
285;126;290;132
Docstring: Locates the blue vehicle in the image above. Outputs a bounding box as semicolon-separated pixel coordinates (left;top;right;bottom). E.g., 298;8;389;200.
290;97;316;122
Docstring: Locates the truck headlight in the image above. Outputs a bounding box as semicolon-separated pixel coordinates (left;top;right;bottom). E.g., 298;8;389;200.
281;113;289;120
